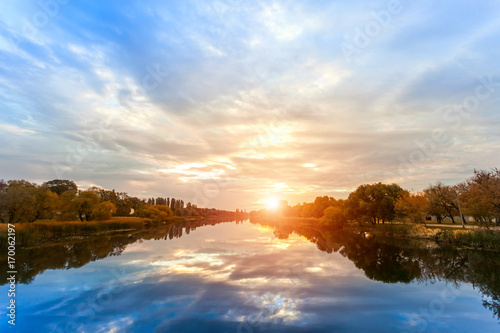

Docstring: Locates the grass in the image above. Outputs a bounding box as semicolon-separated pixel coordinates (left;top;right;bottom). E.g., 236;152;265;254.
252;216;500;250
350;223;440;239
354;223;500;250
0;217;163;247
436;229;500;250
346;223;500;250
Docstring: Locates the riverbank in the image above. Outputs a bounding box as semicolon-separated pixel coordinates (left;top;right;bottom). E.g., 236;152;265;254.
354;223;500;250
251;216;500;251
0;216;187;247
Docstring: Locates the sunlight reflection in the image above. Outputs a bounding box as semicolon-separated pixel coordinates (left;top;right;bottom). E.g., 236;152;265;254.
271;243;290;250
240;292;300;325
305;267;323;273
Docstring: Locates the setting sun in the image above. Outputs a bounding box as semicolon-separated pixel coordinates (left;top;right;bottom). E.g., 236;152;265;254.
2;1;499;332
266;197;280;210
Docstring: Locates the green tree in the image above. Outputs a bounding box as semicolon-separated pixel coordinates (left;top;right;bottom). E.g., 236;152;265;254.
42;179;77;195
313;196;336;218
322;206;347;230
346;183;404;224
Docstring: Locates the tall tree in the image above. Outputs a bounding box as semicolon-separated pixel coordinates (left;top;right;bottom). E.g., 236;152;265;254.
346;183;404;224
313;196;336;218
461;169;500;227
42;179;78;195
395;191;429;224
0;185;38;223
424;182;462;224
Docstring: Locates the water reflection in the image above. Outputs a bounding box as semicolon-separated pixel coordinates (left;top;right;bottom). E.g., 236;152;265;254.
0;219;244;284
263;219;500;322
0;219;499;332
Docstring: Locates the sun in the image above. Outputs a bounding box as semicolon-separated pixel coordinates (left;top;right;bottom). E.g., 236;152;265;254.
266;197;280;210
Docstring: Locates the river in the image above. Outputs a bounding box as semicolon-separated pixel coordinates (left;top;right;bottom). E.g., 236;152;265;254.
1;219;499;332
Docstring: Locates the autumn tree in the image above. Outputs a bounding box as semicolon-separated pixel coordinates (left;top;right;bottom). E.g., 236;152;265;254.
42;179;77;195
461;169;500;227
395;191;429;224
37;190;60;219
135;205;173;222
0;181;39;223
75;191;100;221
59;190;77;221
88;186;134;216
424;182;464;224
300;202;315;218
60;190;100;221
93;201;117;221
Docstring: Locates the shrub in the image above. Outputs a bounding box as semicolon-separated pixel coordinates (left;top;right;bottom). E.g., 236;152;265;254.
134;205;173;222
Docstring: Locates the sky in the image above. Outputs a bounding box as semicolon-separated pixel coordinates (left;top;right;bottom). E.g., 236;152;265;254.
0;0;499;210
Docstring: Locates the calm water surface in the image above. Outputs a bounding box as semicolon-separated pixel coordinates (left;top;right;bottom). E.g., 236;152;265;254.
1;219;499;332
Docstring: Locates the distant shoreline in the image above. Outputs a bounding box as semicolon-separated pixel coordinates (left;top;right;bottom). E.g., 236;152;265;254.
0;216;188;248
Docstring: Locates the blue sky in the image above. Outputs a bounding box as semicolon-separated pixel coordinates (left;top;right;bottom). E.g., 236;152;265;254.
0;0;499;210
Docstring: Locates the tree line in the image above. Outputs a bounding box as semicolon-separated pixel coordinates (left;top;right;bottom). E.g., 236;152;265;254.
0;179;247;223
251;169;500;229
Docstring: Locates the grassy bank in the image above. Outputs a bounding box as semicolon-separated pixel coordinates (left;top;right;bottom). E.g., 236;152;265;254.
346;224;500;249
435;228;500;250
0;216;186;247
353;224;498;249
251;216;500;251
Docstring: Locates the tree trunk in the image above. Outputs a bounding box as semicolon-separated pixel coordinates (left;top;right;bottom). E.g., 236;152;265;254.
460;214;467;226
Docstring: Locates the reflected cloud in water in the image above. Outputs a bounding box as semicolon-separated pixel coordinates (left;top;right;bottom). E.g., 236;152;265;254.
0;219;499;332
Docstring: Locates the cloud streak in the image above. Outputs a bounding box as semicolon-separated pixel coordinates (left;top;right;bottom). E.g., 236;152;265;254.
0;0;499;209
